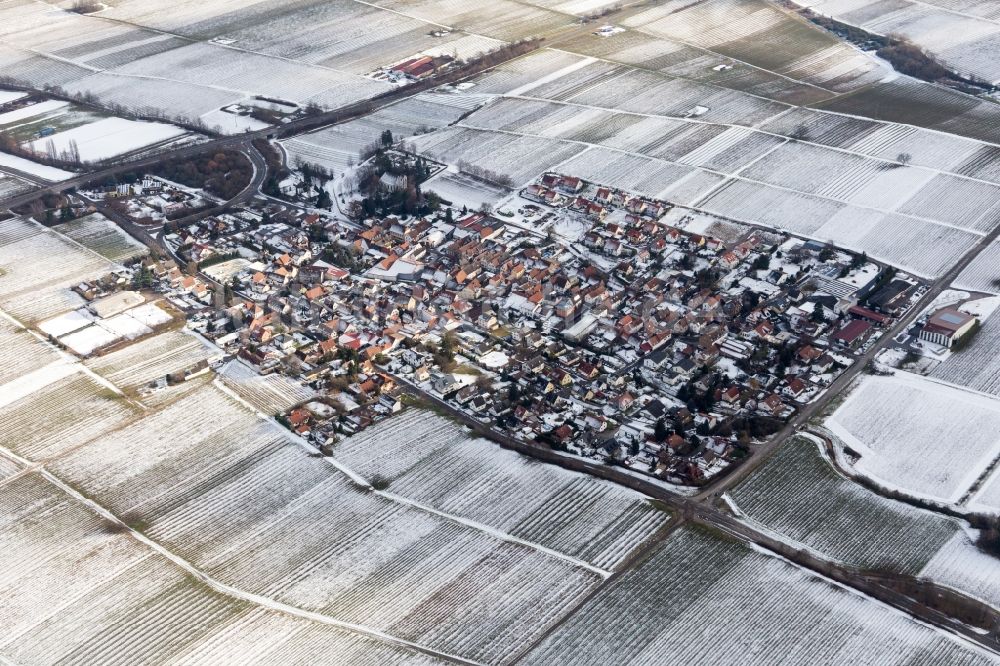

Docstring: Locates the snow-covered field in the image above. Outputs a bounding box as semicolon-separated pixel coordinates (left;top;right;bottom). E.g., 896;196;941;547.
0;217;113;323
0;150;74;182
281;92;488;175
0;370;137;461
0;473;447;666
0;172;32;198
27;117;187;161
729;436;960;574
827;373;1000;505
410;125;585;187
54;212;148;262
334;410;670;571
621;0;887;92
84;329;217;392
407;88;1000;277
47;384;606;665
793;0;1000;85
520;525;997;665
217;359;315;416
0;316;63;387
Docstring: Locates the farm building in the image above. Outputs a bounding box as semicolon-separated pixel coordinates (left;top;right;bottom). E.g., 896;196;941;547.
920;308;977;348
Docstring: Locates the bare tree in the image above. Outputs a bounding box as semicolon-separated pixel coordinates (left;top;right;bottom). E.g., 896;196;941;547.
896;152;912;166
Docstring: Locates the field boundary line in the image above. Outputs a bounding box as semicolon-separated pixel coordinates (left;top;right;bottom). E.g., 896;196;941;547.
31;466;484;666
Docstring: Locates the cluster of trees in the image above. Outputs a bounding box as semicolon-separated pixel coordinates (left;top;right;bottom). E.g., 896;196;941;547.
152;150;253;200
455;160;515;188
876;38;950;82
0;130;83;169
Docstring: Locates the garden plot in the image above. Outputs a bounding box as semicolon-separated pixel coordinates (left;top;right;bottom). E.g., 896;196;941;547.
334;410;669;571
27;117;188;162
217;359;315;416
54;212;148;263
932;307;1000;396
58;304;174;357
520;525;998;666
0;217;112;323
0;317;63;387
729;437;959;573
826;373;1000;505
201;257;252;283
409;126;585;186
422;170;509;211
0;371;138;462
85;329;218;392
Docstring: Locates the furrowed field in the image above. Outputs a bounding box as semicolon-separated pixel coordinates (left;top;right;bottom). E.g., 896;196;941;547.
333;410;670;571
411;78;1000;276
0;473;449;666
0;217;114;323
520;526;998;665
729;436;960;573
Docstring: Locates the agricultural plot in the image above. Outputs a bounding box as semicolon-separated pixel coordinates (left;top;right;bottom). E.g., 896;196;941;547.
334;410;669;571
729;437;959;574
84;329;218;392
552;29;832;106
0;451;20;482
49;385;604;665
27;117;188;162
282;92;484;174
409;126;585;186
520;525;998;665
54;212;149;263
955;237;1000;295
422;170;510;211
0;217;112;323
0;473;446;666
0;316;63;387
621;0;886;92
826;373;1000;505
920;530;1000;612
0;370;138;462
0;172;31;199
932;308;1000;397
696;179;977;277
217;359;315;416
525;61;788;126
796;0;1000;84
814;77;1000;146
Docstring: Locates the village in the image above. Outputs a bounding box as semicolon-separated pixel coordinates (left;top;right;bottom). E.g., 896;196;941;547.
58;157;936;488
